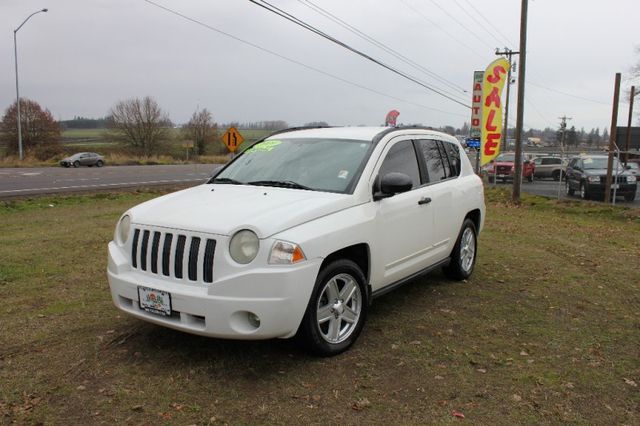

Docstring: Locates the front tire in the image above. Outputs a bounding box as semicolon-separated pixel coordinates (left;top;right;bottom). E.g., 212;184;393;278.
298;259;367;356
73;161;80;168
443;218;477;281
566;180;575;196
580;182;589;200
624;193;636;202
96;160;104;167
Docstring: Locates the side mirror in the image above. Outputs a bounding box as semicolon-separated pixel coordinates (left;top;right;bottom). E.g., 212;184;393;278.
374;172;413;200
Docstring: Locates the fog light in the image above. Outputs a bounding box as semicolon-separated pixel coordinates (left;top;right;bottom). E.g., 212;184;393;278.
248;312;261;328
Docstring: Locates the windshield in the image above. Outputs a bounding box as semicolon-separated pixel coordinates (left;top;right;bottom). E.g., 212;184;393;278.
583;157;622;170
211;138;373;193
496;153;515;162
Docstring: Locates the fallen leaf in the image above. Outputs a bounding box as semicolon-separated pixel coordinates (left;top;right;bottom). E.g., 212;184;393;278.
131;404;144;411
477;368;487;374
452;411;465;418
351;398;370;411
512;394;522;402
623;378;637;387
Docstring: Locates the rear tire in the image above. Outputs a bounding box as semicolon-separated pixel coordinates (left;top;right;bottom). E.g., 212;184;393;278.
297;259;367;356
552;170;560;181
443;218;477;281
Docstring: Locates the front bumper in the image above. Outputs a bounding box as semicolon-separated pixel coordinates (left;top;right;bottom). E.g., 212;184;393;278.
107;241;322;340
586;183;637;196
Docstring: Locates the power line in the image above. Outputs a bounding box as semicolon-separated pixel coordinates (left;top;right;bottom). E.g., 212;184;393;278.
426;0;496;51
297;0;469;95
397;0;487;62
249;0;471;109
451;0;508;48
460;0;515;47
527;81;611;106
142;0;467;118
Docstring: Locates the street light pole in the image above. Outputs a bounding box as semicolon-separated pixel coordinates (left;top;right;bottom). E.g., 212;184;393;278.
13;8;48;160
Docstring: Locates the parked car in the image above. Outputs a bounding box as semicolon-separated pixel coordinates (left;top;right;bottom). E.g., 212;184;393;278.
485;152;535;183
625;161;639;177
107;126;486;356
60;152;105;168
565;155;637;201
533;156;567;180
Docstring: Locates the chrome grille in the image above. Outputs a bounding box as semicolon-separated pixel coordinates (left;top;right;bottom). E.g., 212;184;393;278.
131;227;216;283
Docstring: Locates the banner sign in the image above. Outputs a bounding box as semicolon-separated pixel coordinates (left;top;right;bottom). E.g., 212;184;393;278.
480;58;509;166
470;71;483;139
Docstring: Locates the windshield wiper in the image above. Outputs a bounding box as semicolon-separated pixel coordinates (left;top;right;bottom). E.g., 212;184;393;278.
210;177;244;185
248;180;313;190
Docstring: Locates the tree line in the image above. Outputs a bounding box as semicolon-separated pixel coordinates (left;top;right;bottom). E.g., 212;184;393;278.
0;95;625;160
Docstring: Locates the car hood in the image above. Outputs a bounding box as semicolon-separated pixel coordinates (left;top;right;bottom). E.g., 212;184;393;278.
129;184;355;238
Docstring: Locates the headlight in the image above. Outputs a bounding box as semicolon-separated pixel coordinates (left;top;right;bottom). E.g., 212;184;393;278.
587;175;601;183
116;214;131;246
627;175;636;183
269;241;306;265
229;230;259;264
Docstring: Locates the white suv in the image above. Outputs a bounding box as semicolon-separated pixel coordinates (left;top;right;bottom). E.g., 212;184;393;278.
107;126;485;355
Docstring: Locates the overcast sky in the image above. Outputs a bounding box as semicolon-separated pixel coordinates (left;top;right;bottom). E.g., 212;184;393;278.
1;0;638;132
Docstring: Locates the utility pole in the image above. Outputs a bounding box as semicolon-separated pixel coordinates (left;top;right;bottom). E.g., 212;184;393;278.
604;73;621;203
513;0;528;204
495;48;519;151
557;116;571;198
624;86;635;164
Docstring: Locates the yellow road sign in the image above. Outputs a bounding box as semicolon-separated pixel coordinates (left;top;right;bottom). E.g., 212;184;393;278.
222;127;244;153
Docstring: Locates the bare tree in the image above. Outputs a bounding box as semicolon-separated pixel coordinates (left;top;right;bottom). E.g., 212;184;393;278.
109;96;171;156
0;98;61;158
182;108;218;155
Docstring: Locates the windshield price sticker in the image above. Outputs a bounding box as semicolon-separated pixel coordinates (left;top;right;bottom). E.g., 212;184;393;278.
247;140;282;153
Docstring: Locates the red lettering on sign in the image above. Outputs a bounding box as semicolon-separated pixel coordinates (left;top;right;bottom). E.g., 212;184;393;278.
487;65;506;84
484;133;501;156
472;118;480;126
485;109;498;131
473;95;481;103
474;83;482;91
484;87;501;108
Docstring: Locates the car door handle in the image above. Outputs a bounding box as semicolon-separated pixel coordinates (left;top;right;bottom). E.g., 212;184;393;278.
418;197;432;205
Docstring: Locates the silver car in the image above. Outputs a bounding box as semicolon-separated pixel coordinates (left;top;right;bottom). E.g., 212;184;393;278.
533;156;566;180
60;152;105;168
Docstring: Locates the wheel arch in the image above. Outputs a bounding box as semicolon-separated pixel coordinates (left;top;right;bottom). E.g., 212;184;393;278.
464;209;482;233
320;243;370;285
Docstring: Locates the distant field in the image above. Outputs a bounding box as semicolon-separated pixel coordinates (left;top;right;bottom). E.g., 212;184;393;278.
0;188;638;424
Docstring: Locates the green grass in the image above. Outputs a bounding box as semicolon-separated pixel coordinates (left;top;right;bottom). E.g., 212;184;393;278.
0;188;638;424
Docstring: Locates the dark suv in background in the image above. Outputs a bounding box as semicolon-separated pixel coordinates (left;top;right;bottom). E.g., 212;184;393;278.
565;155;637;201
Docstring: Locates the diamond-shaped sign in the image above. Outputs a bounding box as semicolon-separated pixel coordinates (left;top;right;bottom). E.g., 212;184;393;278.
222;127;244;153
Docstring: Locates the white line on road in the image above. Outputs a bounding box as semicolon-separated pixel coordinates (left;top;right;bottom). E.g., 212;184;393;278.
0;178;205;194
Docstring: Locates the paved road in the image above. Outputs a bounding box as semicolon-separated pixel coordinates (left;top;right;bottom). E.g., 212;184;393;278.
0;164;219;197
494;178;640;207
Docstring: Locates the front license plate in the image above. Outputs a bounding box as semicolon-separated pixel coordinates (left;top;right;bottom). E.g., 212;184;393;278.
498;174;506;178
611;184;619;189
138;286;172;316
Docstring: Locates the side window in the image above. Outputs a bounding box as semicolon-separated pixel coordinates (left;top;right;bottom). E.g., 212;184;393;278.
378;140;421;189
442;141;461;177
534;158;542;165
416;139;447;182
